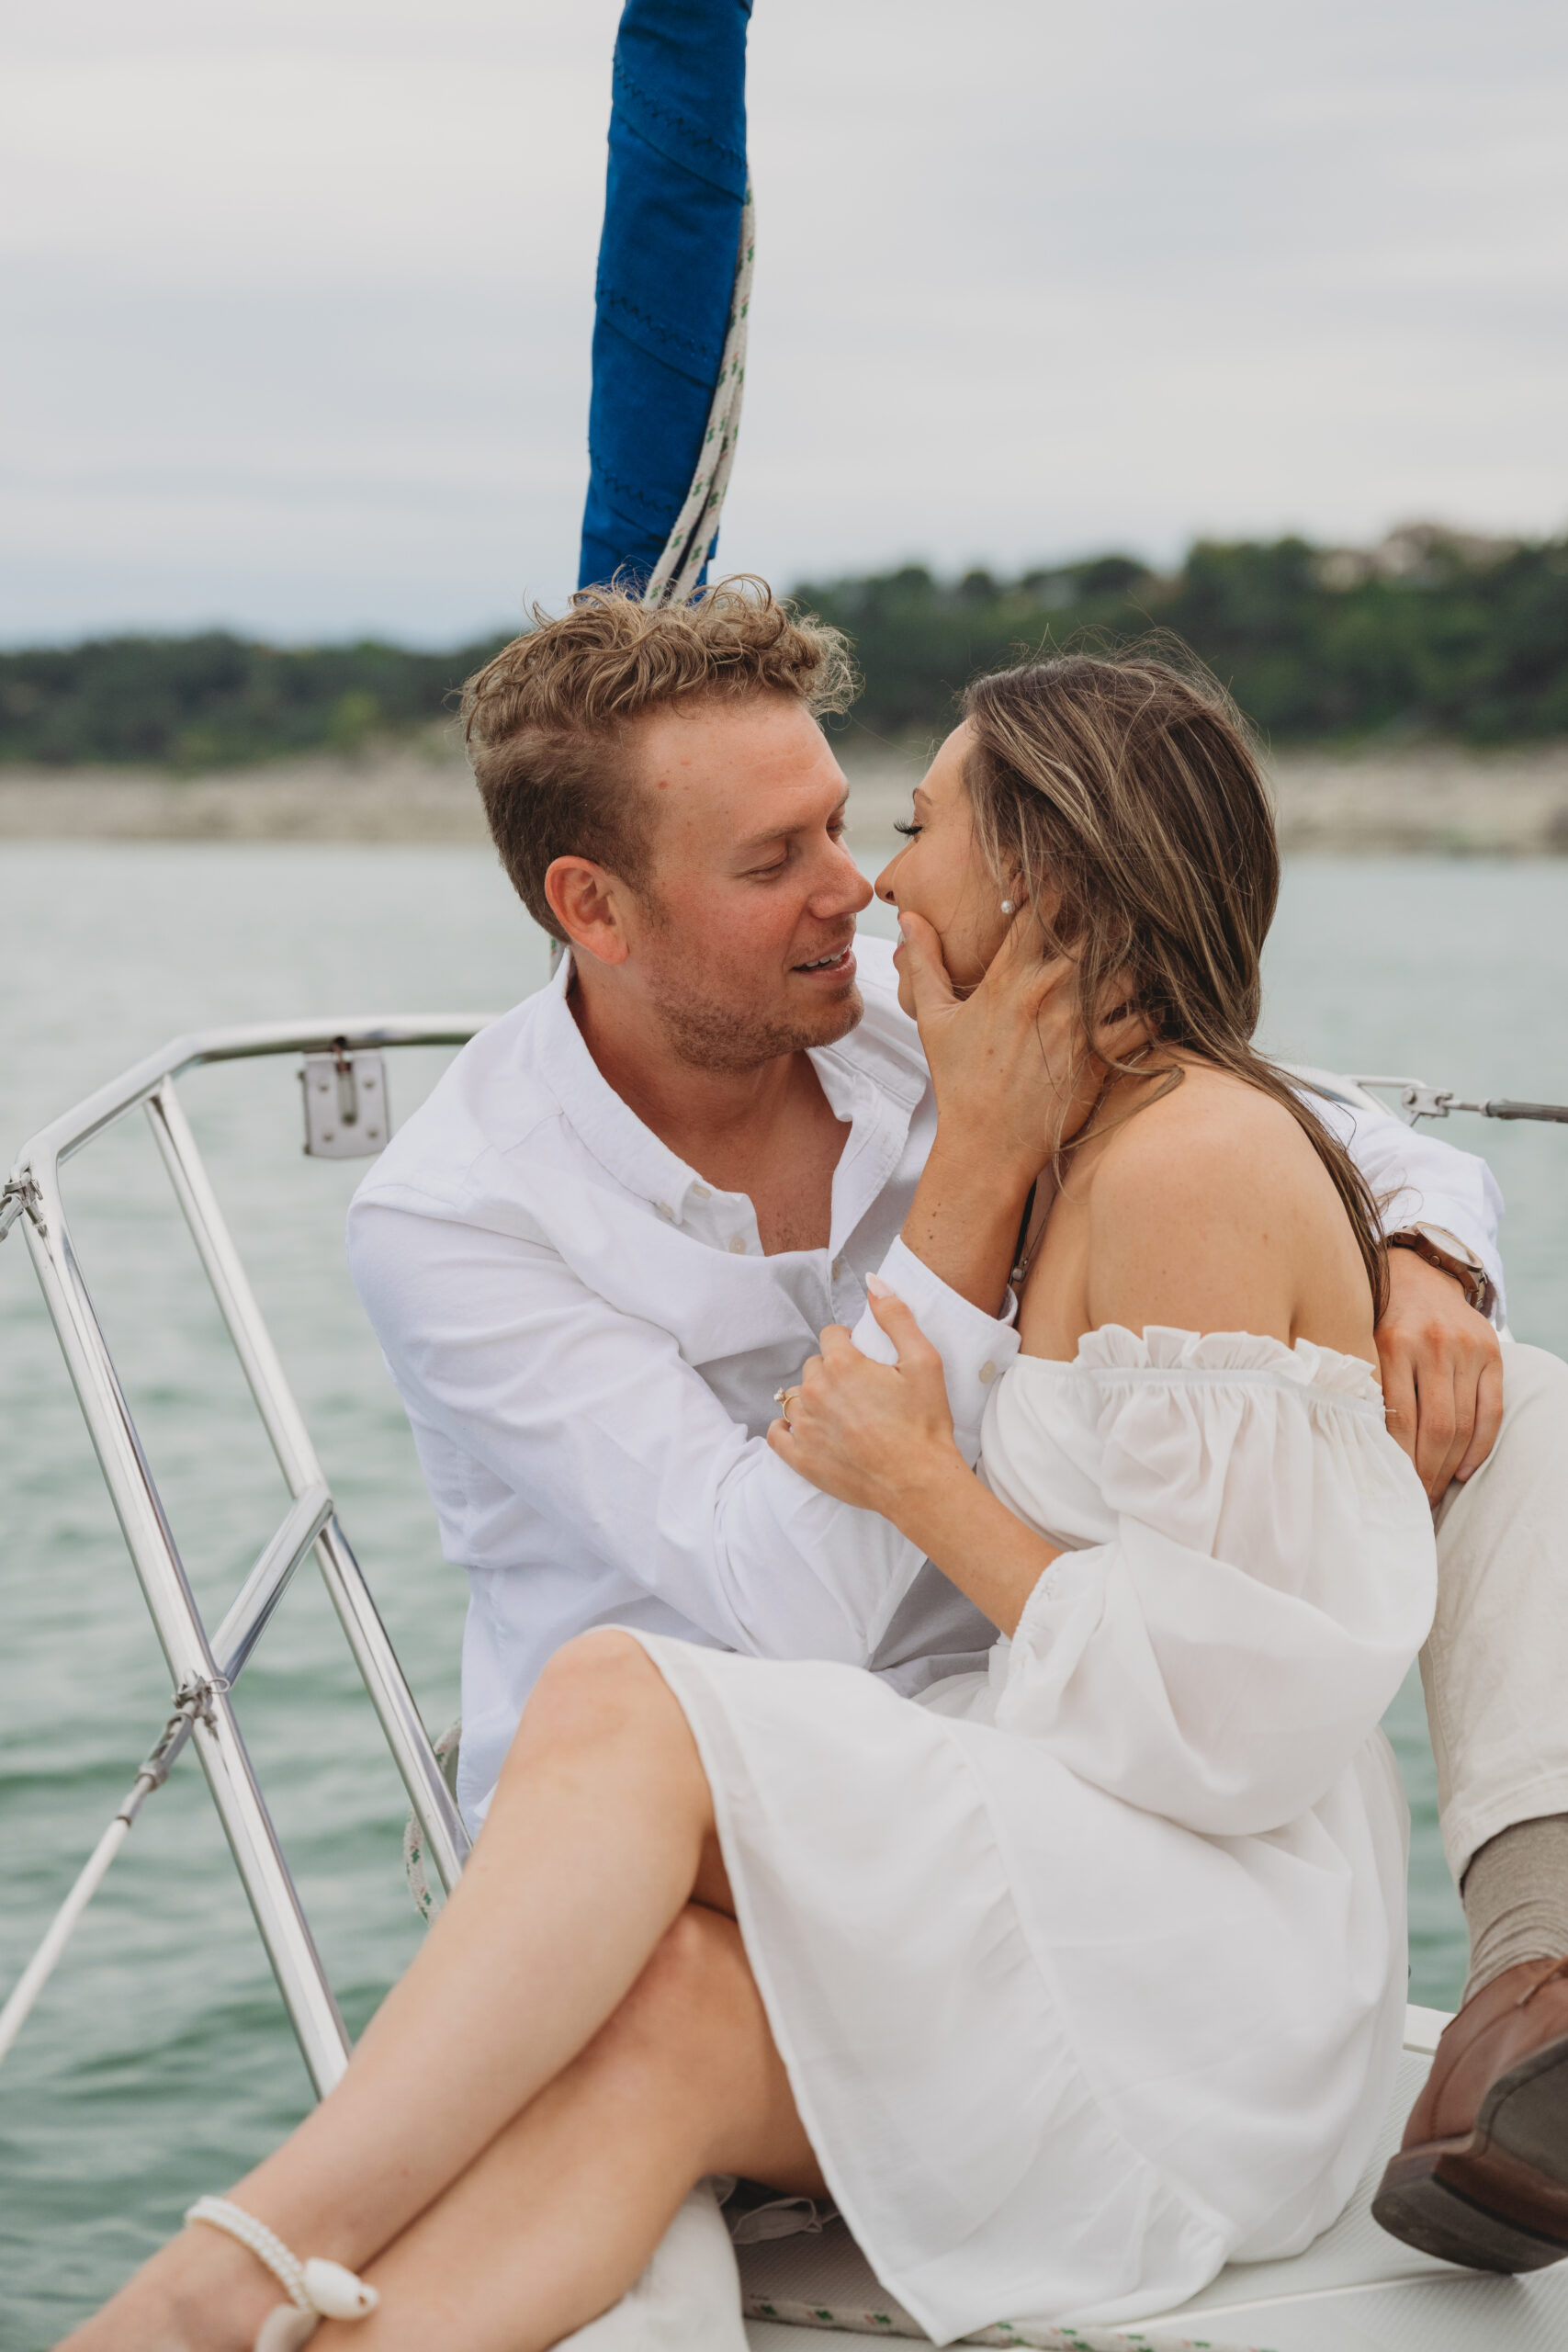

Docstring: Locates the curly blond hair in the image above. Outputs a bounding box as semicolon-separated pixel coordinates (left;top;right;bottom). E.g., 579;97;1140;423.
462;578;857;930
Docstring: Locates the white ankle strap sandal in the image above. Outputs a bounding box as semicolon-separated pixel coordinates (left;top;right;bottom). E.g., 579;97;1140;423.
186;2196;378;2350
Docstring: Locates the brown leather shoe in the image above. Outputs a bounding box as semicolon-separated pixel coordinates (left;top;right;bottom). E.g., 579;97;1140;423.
1373;1956;1568;2270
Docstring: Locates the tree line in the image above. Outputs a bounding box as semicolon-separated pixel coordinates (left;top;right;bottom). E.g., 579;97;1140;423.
799;529;1568;748
3;529;1564;770
0;629;513;773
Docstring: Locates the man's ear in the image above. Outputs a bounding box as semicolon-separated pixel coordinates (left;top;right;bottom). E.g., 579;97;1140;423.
543;856;633;967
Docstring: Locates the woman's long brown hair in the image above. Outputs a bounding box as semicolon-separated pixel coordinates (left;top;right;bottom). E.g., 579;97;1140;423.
962;646;1388;1318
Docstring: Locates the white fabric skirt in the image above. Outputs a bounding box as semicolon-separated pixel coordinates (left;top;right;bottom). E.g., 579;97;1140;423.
626;1630;1409;2346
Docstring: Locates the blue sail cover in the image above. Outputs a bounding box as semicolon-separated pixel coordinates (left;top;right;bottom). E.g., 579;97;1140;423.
578;0;753;593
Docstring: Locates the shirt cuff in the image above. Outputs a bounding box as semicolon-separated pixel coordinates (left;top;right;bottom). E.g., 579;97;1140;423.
851;1236;1021;1463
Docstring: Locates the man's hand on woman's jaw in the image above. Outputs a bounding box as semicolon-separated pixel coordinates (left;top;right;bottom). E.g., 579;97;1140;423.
1378;1245;1505;1501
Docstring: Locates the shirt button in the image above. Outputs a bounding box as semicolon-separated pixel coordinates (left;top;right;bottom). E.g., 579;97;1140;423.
691;1182;711;1199
655;1203;675;1222
832;1257;846;1278
728;1234;747;1254
978;1361;998;1385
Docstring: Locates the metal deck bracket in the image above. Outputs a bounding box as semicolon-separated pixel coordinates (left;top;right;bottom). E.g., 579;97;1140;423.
300;1046;390;1159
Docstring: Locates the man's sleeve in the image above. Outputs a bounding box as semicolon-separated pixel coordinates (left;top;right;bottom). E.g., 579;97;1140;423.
1312;1093;1506;1325
348;1203;934;1667
848;1236;1021;1454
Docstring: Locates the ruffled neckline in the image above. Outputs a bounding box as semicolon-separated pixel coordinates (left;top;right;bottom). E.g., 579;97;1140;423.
1018;1323;1384;1404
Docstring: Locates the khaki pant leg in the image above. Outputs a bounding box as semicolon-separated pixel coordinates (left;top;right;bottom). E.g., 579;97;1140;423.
1424;1340;1568;1886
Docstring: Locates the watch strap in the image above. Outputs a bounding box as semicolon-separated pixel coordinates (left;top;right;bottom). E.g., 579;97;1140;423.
1387;1228;1489;1315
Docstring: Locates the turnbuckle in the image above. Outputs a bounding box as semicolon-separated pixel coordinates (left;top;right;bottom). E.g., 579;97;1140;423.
1399;1085;1568;1127
114;1675;232;1828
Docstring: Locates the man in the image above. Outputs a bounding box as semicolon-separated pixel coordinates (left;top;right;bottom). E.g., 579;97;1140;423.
350;581;1568;2273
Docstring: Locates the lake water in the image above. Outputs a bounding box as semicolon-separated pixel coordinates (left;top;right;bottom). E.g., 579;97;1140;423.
3;837;1568;2346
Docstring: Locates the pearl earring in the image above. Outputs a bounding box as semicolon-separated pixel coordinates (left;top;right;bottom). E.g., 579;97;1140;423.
999;899;1016;916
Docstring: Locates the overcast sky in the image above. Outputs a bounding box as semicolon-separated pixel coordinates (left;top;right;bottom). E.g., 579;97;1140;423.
6;0;1564;646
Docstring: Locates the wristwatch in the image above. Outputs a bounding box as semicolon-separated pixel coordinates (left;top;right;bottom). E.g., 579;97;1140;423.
1387;1223;1494;1317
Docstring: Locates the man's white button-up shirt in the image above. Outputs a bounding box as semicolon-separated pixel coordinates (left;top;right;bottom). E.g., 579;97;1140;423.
349;938;1015;1819
348;933;1504;1825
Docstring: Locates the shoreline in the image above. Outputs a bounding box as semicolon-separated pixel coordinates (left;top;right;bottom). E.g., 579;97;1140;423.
4;741;1568;855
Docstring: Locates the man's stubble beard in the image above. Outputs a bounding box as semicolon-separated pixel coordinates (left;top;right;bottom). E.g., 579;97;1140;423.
638;904;863;1073
654;974;864;1073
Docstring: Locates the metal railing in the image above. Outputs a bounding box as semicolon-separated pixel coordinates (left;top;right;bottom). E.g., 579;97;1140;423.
1;1015;494;2093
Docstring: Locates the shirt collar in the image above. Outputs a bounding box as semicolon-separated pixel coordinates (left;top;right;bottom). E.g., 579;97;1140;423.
530;944;930;1231
532;953;703;1217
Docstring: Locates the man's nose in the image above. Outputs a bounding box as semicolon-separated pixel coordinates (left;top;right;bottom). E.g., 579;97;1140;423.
818;837;874;915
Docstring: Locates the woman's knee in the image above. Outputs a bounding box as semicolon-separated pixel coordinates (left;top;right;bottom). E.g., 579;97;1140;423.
500;1632;699;1793
592;1908;821;2188
523;1631;661;1740
598;1907;763;2094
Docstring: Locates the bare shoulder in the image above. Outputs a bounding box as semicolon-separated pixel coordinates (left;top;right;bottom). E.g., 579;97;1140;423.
1089;1062;1326;1221
1079;1060;1372;1349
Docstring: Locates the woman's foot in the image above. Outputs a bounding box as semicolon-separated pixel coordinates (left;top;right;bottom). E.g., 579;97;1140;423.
54;2218;285;2352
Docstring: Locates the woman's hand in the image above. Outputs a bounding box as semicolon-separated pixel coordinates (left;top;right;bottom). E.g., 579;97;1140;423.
894;911;1149;1314
769;1281;1063;1636
897;910;1145;1183
767;1282;963;1521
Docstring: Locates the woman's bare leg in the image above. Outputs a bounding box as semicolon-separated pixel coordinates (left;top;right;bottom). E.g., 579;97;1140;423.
314;1905;821;2352
57;1635;795;2352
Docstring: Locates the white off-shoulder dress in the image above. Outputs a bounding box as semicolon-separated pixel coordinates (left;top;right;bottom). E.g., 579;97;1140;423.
628;1328;1438;2342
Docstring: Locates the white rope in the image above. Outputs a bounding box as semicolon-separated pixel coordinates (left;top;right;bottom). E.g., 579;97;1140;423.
0;1817;131;2065
186;2197;378;2345
0;1488;332;2076
187;2199;317;2314
0;1681;217;2071
643;187;755;608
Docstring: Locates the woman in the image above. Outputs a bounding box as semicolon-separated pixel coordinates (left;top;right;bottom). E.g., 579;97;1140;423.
64;651;1436;2352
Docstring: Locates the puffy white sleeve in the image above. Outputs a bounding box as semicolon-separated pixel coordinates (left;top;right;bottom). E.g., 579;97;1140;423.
987;1329;1437;1835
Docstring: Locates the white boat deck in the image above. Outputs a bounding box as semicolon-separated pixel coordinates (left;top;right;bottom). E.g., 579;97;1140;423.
740;2008;1568;2350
